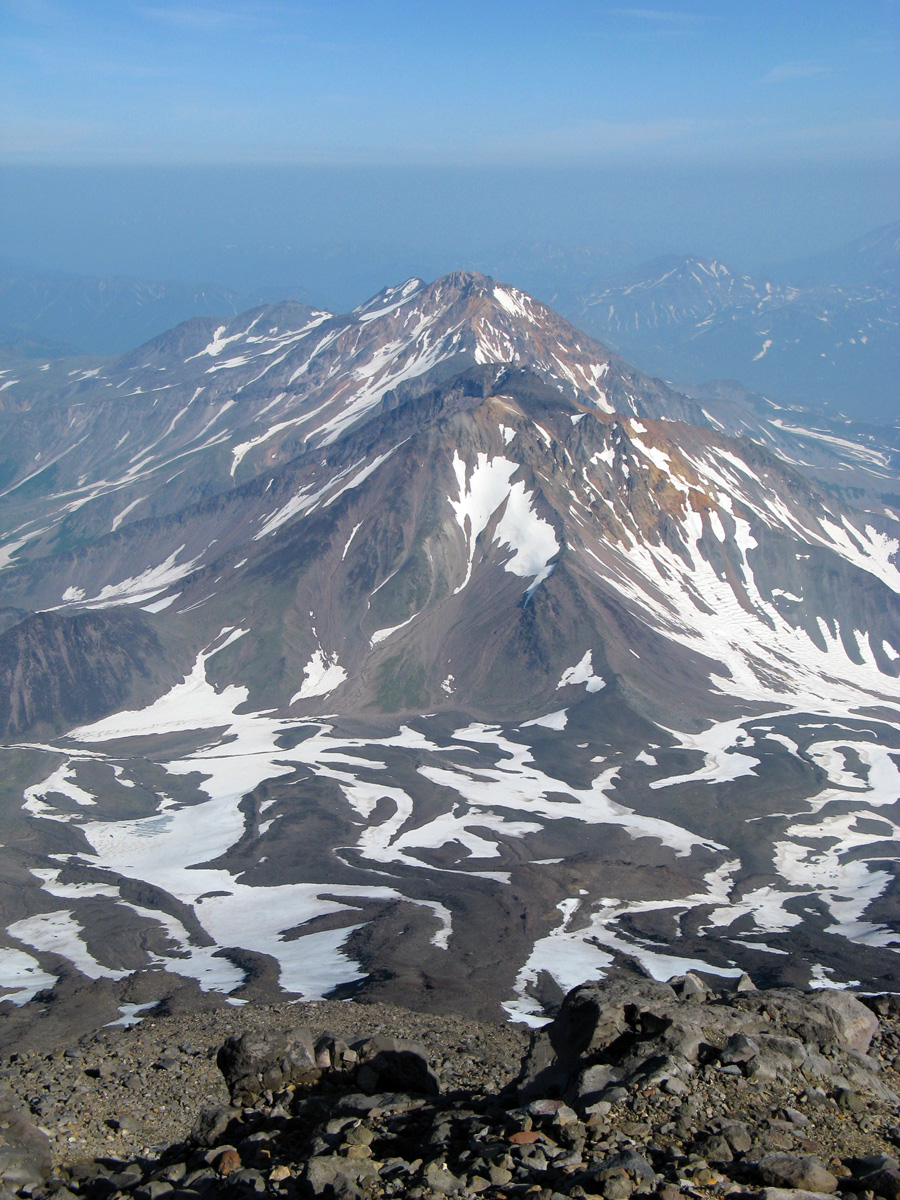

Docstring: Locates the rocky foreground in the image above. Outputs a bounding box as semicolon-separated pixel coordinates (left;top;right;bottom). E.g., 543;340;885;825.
2;973;900;1200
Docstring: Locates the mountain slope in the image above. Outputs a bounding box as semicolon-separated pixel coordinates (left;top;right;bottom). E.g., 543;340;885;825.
0;274;898;1028
782;219;900;290
0;273;707;581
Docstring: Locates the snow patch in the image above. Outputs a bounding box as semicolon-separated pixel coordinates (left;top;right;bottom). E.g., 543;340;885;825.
0;948;57;1006
83;545;204;607
450;451;558;595
370;614;419;645
521;709;569;731
557;651;605;694
291;650;347;703
342;522;363;560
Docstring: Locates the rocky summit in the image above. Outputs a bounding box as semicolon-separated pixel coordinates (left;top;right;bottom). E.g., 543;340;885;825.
3;974;900;1200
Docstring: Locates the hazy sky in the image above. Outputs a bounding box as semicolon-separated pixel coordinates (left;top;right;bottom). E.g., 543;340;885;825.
1;0;898;301
3;0;898;166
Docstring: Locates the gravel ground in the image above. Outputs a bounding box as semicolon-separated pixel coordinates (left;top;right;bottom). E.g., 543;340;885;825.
3;987;900;1200
0;999;530;1168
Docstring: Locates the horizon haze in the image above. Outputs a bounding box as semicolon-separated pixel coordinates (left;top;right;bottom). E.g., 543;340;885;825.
1;1;898;306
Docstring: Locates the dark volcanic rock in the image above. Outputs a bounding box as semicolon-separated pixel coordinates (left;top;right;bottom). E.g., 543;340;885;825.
2;979;900;1200
517;973;681;1100
0;609;175;737
0;1090;51;1191
355;1033;440;1095
216;1026;320;1104
190;1105;241;1148
515;974;894;1113
754;1152;839;1192
848;1168;900;1200
305;1153;379;1197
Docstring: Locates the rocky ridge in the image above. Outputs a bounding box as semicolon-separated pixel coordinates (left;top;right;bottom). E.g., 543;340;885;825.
3;977;900;1200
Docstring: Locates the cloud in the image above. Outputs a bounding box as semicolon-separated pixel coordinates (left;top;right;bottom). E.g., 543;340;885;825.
856;34;898;55
139;2;266;31
759;60;833;84
608;7;705;22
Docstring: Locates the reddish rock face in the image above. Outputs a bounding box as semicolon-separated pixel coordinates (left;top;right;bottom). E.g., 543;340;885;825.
509;1130;541;1145
214;1148;241;1177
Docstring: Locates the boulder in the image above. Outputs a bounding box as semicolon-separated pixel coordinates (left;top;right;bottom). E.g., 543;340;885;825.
699;1133;734;1164
673;972;708;1001
850;1155;900;1175
575;1062;621;1104
808;991;880;1054
423;1160;463;1194
719;1032;759;1066
217;1027;320;1105
755;1153;838;1193
731;989;879;1056
305;1154;379;1198
758;1191;841;1200
190;1105;241;1147
516;975;677;1100
515;973;886;1114
577;1148;658;1196
856;1169;900;1200
355;1035;440;1095
0;1098;51;1192
725;1120;757;1147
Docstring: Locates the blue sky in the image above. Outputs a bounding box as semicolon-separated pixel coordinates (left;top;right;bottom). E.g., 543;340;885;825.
2;0;898;166
1;1;898;297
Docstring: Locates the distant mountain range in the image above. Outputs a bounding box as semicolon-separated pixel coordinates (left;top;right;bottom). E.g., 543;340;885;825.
0;264;314;358
565;231;899;424
0;271;897;1032
777;219;900;290
2;221;897;425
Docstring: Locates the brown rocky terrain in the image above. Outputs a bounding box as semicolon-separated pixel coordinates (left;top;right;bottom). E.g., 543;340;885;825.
2;974;900;1200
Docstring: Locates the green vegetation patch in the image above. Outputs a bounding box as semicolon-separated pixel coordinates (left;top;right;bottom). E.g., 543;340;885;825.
376;652;426;712
370;547;433;627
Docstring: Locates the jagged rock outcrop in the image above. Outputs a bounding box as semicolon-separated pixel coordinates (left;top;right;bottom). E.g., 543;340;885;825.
0;609;175;737
516;974;891;1111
